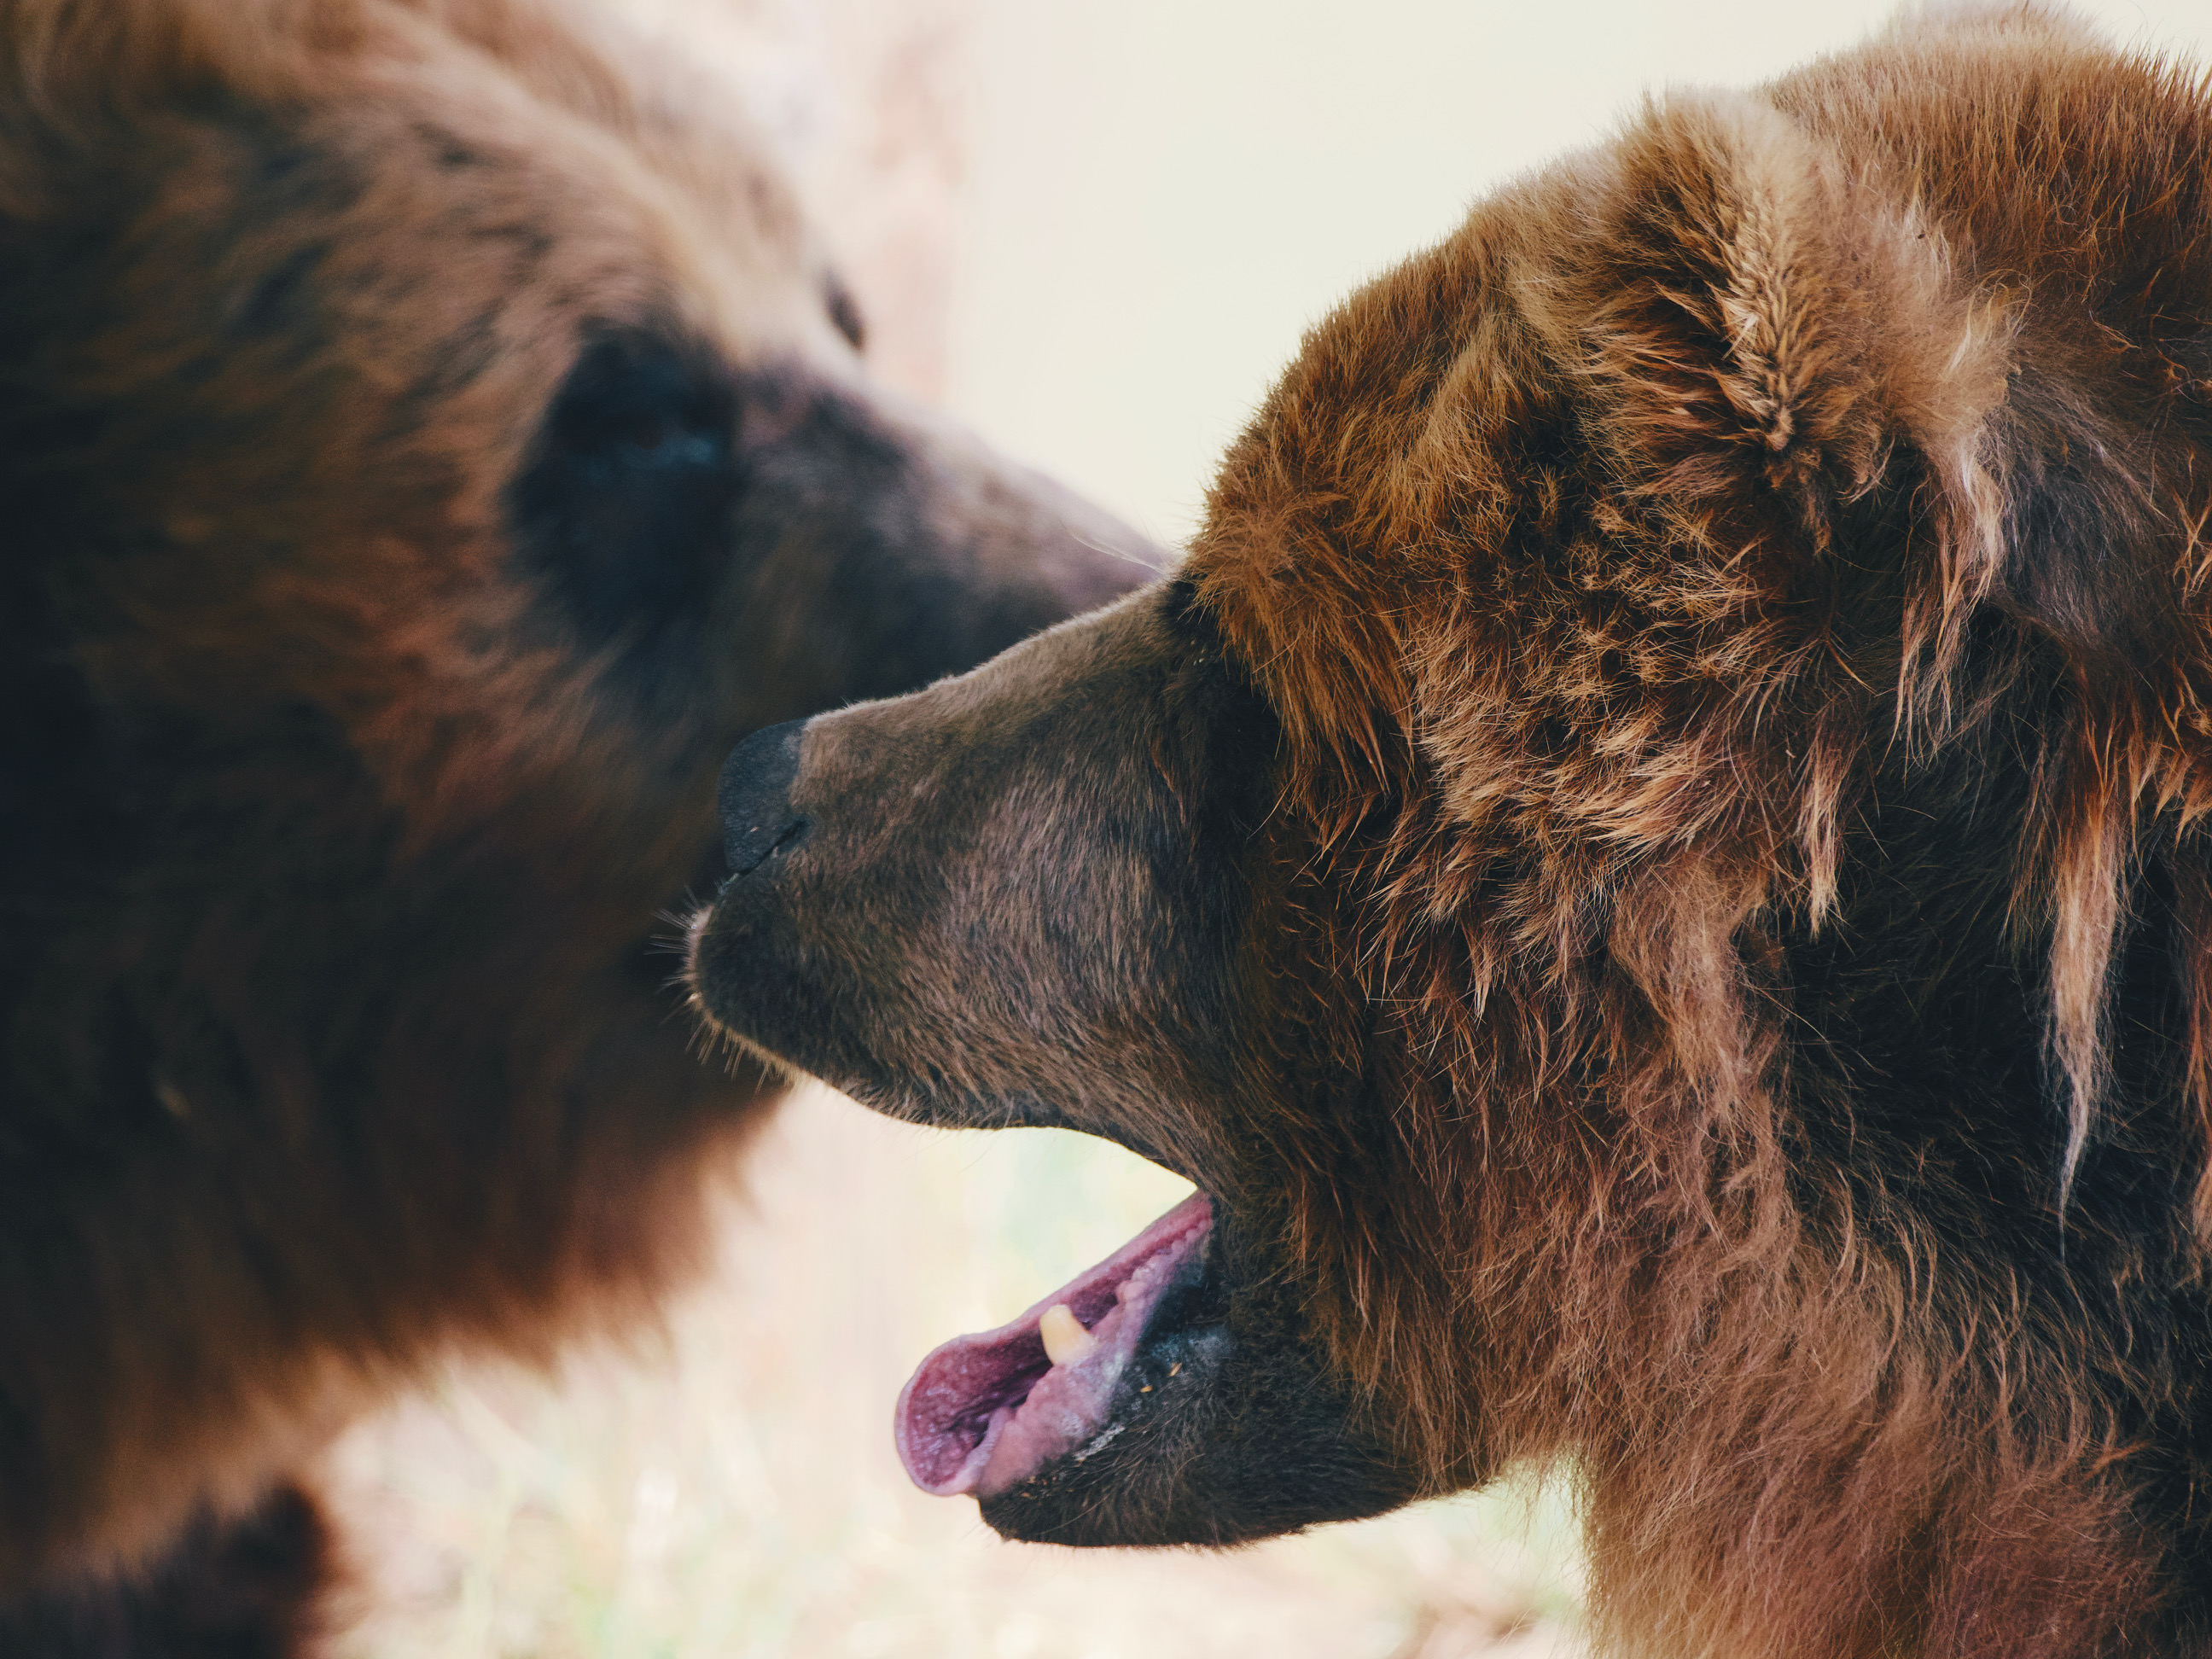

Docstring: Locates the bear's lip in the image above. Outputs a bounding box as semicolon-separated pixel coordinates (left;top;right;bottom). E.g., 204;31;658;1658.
894;1191;1214;1496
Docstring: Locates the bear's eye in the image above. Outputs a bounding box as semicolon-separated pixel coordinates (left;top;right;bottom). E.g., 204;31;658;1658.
544;332;732;474
509;327;743;681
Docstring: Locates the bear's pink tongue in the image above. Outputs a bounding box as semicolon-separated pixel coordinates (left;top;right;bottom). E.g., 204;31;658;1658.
894;1192;1212;1497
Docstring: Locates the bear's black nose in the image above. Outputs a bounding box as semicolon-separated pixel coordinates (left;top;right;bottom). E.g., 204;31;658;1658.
718;719;811;876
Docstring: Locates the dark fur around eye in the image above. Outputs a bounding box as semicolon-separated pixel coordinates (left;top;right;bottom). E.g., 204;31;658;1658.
507;327;741;678
1161;577;1220;652
1161;579;1260;707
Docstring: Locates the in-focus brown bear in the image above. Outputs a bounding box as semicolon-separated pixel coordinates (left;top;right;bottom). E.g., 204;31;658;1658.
696;8;2212;1656
0;0;1154;1650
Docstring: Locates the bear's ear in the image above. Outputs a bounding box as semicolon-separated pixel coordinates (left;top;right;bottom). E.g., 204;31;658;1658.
1563;80;2209;705
1557;91;2009;571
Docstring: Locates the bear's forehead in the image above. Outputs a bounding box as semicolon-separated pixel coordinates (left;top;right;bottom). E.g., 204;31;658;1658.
24;1;829;360
275;43;822;346
1179;190;1577;760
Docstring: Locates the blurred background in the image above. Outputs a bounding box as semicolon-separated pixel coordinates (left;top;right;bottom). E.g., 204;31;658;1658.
330;3;2212;1655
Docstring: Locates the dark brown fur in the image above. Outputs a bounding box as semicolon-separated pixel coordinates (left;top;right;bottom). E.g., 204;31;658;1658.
695;9;2212;1655
0;0;1151;1646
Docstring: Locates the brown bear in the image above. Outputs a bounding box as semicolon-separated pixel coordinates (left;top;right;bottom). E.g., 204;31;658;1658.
693;7;2212;1656
0;0;1154;1650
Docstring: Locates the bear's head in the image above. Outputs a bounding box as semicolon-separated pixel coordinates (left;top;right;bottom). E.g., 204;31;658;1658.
695;8;2212;1654
0;0;1155;1590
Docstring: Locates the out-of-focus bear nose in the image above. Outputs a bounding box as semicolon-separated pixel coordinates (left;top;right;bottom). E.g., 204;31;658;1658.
718;719;812;876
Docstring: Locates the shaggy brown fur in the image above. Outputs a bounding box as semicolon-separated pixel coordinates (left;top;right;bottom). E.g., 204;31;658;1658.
0;0;1150;1649
695;8;2212;1655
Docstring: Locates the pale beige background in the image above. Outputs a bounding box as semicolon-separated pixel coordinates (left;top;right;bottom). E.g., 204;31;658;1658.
332;4;2212;1656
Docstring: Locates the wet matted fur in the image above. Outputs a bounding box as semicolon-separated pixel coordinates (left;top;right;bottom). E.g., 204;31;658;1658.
696;8;2212;1656
0;0;1152;1648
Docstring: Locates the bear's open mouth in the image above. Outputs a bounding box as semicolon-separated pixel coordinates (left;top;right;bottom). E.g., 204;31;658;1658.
895;1190;1216;1496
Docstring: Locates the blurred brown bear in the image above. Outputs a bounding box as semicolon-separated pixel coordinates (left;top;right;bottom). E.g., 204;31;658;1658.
696;8;2212;1656
0;0;1152;1650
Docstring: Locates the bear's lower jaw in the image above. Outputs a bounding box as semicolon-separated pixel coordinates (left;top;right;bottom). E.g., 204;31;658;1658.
893;1193;1220;1497
891;1185;1426;1549
969;1284;1425;1549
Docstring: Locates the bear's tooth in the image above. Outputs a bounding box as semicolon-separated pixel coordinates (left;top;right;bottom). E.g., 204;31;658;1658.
1040;1303;1096;1365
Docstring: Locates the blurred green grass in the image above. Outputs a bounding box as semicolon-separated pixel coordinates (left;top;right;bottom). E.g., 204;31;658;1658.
329;1086;1584;1658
